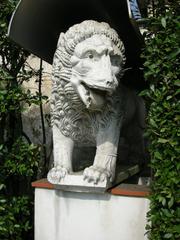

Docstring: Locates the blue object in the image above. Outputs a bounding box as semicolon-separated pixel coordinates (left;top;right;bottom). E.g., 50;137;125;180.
130;0;142;19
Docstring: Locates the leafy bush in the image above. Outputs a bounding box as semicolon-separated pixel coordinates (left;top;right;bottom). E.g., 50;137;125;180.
0;139;39;178
0;138;40;240
141;5;180;240
0;1;44;239
0;195;32;240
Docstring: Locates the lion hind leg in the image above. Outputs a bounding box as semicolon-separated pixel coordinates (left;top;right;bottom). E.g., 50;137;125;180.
125;97;146;166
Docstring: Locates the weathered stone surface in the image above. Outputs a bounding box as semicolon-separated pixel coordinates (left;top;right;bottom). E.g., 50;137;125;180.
48;20;145;188
48;164;140;193
53;172;110;193
34;186;150;240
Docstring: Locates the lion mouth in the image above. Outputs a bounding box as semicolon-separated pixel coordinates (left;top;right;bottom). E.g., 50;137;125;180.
88;87;109;96
82;82;114;96
82;84;113;110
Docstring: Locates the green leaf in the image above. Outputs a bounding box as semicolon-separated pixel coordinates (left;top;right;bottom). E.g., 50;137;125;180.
168;48;180;59
166;96;172;100
168;197;174;208
14;224;20;228
0;184;5;190
149;118;158;128
164;233;173;238
158;138;169;143
150;84;155;92
172;225;180;234
161;17;166;28
162;198;166;206
154;151;162;160
174;80;180;87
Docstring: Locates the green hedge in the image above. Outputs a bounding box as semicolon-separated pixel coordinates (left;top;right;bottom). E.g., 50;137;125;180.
0;1;41;239
141;8;180;240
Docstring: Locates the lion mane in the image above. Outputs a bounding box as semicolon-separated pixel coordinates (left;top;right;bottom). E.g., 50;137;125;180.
51;20;126;144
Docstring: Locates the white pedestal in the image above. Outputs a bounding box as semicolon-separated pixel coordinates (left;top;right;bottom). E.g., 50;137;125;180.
34;180;150;240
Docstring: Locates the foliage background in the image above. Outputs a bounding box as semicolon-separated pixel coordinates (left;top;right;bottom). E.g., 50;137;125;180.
141;1;180;239
0;0;48;239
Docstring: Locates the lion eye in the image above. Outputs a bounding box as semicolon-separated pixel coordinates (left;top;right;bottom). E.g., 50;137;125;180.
88;53;94;59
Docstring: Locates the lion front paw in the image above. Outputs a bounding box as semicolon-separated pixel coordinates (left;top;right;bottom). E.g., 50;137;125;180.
83;166;113;184
47;166;69;184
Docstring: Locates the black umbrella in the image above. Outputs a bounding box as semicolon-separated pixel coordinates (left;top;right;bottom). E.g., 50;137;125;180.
8;0;145;88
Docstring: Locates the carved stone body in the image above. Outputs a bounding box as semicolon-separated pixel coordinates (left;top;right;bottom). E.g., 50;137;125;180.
47;20;145;185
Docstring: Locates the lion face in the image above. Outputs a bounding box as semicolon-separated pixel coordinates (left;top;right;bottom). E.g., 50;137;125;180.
71;34;122;91
69;34;123;109
52;21;126;110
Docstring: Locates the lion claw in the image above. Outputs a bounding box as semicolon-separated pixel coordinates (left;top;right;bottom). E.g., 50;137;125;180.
83;166;111;184
47;166;68;184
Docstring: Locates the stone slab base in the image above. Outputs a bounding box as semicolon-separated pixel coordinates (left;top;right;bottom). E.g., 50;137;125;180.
33;180;150;240
47;164;140;193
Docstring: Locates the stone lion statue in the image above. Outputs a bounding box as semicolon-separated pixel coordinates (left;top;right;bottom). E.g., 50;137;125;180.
47;20;145;185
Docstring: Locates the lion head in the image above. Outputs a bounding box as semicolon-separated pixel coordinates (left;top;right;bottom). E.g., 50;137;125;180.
51;20;126;143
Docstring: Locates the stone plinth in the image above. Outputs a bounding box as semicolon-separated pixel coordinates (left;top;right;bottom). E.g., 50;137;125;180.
32;179;150;240
47;165;140;193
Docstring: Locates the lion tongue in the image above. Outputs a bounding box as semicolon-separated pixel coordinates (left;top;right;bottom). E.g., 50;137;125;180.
77;84;105;110
88;88;105;110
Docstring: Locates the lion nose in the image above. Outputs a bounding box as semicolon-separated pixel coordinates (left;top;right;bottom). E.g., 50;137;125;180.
106;80;113;87
106;74;118;89
102;55;112;76
102;56;117;87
